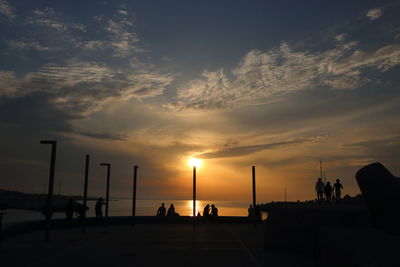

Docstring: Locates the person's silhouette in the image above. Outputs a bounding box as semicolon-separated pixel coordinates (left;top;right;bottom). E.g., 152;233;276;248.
167;204;179;216
65;198;74;228
248;204;254;217
211;204;218;217
203;204;210;217
333;179;344;203
95;197;105;219
157;203;166;216
315;178;325;203
324;181;333;204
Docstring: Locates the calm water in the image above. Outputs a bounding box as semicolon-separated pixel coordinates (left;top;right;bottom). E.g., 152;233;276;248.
2;200;250;227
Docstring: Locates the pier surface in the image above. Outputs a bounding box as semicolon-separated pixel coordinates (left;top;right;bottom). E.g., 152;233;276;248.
1;223;314;267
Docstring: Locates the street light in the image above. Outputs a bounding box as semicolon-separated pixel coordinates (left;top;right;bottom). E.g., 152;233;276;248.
132;165;138;225
189;158;201;218
99;163;111;217
40;140;57;242
81;154;90;234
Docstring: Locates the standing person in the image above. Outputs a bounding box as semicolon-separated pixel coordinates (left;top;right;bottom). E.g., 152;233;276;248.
65;198;74;228
248;205;254;217
95;197;105;219
324;182;333;204
157;203;166;216
333;179;344;203
315;178;325;203
211;204;218;217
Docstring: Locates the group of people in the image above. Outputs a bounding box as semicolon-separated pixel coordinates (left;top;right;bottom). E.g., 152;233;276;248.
156;203;180;216
202;204;218;217
156;203;219;217
315;178;344;204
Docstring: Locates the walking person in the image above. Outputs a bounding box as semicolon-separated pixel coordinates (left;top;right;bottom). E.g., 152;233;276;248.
324;181;333;204
315;178;325;204
333;179;344;203
95;197;105;223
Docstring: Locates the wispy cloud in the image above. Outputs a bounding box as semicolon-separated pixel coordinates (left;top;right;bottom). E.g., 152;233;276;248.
0;59;174;115
74;130;128;141
197;137;319;159
26;7;85;32
169;41;400;110
366;8;384;21
0;0;14;20
8;40;49;51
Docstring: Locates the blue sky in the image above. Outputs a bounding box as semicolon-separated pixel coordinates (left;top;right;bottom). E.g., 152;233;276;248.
1;0;399;202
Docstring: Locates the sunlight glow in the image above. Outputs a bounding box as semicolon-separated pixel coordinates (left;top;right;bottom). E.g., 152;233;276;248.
188;157;202;168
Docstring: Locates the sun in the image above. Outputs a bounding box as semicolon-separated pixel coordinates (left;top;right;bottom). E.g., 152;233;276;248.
188;157;202;168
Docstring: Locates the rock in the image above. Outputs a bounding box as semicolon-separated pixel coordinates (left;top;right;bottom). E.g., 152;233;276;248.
356;162;400;233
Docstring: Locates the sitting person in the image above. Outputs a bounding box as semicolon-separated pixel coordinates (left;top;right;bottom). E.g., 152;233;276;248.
211;204;218;217
166;204;179;216
156;203;166;216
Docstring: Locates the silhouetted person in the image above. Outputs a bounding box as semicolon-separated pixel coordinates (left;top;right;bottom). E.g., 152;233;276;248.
324;181;333;204
248;204;254;217
333;179;344;203
211;204;218;217
203;204;210;217
157;203;166;216
65;198;74;228
255;204;262;221
95;197;105;220
315;178;325;203
166;204;179;216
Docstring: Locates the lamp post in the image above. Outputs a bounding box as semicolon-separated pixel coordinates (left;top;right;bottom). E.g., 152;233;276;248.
81;154;90;234
40;140;57;242
193;165;196;218
132;165;138;224
252;166;256;212
100;163;111;217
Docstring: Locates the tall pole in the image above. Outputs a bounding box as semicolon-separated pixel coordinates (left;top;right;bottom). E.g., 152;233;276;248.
319;160;324;183
40;140;57;242
132;165;138;218
252;166;256;209
193;166;196;218
82;154;89;234
100;163;111;218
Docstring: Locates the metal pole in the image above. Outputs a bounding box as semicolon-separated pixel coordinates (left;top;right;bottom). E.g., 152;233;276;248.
193;166;196;218
252;166;256;209
319;160;323;182
100;163;111;218
82;154;89;234
40;140;57;242
132;165;138;218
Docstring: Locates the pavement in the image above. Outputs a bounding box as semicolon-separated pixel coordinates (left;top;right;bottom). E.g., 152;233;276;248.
0;223;315;267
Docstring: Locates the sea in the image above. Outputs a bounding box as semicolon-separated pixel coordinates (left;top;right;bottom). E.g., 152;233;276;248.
2;199;251;227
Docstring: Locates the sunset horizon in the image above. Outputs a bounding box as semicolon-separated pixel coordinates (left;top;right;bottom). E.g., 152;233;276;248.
1;0;399;204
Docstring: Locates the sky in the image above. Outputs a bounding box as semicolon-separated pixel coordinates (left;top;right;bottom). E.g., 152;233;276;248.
1;0;400;202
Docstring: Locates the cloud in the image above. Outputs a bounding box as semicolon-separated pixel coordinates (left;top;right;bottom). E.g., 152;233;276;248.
26;7;85;32
8;40;49;51
169;41;400;110
334;33;346;42
197;137;318;159
74;130;128;141
0;60;174;115
366;8;384;21
0;0;14;20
